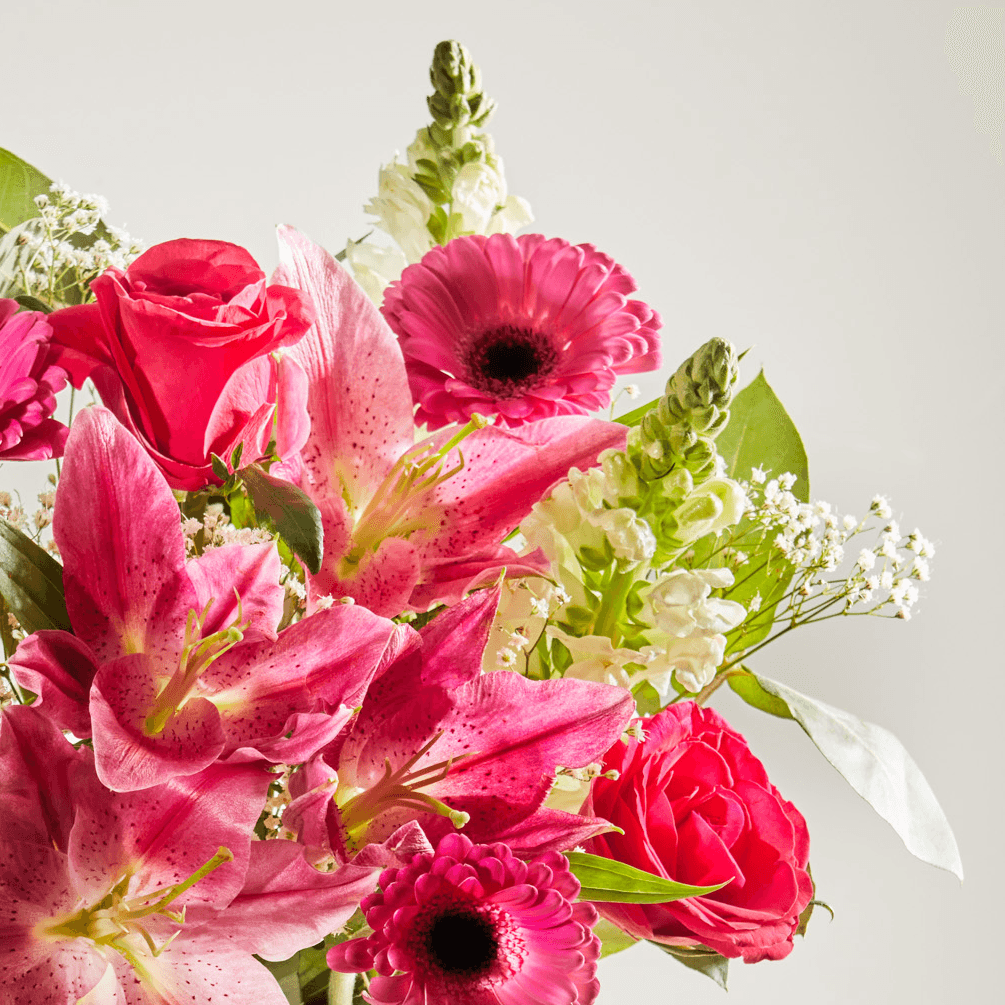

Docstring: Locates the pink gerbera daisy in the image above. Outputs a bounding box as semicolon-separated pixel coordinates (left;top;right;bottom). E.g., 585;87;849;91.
328;833;601;1005
381;233;662;429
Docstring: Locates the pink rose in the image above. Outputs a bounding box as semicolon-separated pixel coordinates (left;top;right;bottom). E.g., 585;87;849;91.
49;239;315;489
0;299;68;460
583;702;812;963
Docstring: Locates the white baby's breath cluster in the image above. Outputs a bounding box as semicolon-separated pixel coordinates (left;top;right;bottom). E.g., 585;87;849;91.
736;472;934;623
0;488;58;554
7;183;143;306
482;576;571;672
181;504;274;556
259;766;296;841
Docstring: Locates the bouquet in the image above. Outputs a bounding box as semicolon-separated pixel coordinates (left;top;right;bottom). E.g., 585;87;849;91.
0;40;961;1005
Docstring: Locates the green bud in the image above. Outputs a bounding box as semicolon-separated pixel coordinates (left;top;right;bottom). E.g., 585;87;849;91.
636;337;740;483
427;40;497;136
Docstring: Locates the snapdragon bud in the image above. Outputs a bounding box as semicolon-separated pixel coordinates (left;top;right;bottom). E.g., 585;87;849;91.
427;40;497;142
637;337;740;483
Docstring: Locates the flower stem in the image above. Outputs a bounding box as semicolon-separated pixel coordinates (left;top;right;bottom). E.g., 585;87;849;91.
329;970;356;1005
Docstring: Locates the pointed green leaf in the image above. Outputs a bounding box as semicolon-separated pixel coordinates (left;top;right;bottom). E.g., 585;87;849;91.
727;668;793;718
653;943;729;989
716;369;809;501
0;518;71;637
593;918;640;958
0;148;51;235
13;294;52;314
751;672;963;880
240;463;324;575
565;851;730;904
614;395;660;428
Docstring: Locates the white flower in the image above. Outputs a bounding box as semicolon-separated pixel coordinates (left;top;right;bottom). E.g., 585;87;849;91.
364;161;435;263
871;494;893;520
452;159;508;234
485;194;534;235
635;634;728;696
857;548;877;571
624;384;640;399
643;568;746;637
912;556;931;581
843;513;858;530
497;648;519;667
750;465;767;485
546;627;636;689
778;472;798;491
592;507;656;563
748;591;762;612
344;239;409;305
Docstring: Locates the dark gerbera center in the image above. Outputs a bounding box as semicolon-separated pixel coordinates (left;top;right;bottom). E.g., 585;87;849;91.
466;325;558;395
426;909;499;976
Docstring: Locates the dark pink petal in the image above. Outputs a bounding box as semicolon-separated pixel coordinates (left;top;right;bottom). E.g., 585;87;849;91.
202;355;274;460
409;546;550;612
276;225;414;514
6;630;98;738
417;584;501;689
48;302;111;387
89;655;226;791
187;542;284;639
274;352;311;460
412;417;627;566
481;808;619;858
0;706;84;850
55;407;198;663
200;839;379;959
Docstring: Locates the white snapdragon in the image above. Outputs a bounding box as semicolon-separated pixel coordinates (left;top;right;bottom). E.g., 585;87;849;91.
592;508;657;563
636;568;746;693
364;161;436;264
343;239;409;304
452;159;507;233
546;626;637;689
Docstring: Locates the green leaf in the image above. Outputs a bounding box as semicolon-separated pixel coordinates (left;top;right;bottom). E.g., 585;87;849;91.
716;369;809;501
614;395;660;428
13;294;52;314
240;464;324;575
688;370;809;652
0;148;51;235
593;918;639;958
0;518;71;636
750;672;964;880
653;943;729;989
727;668;793;718
565;851;730;903
257;953;302;1004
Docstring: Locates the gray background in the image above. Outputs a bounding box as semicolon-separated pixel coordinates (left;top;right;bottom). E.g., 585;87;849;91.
5;2;1003;1002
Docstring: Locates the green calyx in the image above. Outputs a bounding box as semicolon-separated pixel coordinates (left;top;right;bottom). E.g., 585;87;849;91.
634;337;740;483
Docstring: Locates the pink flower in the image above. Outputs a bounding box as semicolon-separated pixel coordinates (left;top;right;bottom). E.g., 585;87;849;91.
583;703;813;963
288;587;633;863
274;226;629;617
329;833;601;1005
381;233;662;429
48;239;314;489
0;298;68;460
0;704;380;1004
8;406;397;791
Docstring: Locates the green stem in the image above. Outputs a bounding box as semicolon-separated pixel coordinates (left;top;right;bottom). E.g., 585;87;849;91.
591;569;636;647
329;970;356;1005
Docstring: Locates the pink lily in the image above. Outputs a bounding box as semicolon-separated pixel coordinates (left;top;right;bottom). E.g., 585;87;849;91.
273;225;628;617
0;704;380;1005
286;587;634;861
8;407;398;792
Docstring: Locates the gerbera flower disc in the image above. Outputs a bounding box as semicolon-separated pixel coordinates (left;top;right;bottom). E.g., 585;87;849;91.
381;233;662;428
328;833;601;1005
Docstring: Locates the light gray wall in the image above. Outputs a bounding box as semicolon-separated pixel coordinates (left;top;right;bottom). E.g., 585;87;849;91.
5;2;1002;1002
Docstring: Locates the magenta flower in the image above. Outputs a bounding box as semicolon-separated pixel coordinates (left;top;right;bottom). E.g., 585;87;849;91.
329;833;601;1005
287;587;634;863
0;298;69;460
8;406;397;791
380;233;662;429
273;226;629;617
0;705;380;1004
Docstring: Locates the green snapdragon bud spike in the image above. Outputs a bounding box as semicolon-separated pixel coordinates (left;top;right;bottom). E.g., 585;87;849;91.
427;40;497;144
638;337;740;483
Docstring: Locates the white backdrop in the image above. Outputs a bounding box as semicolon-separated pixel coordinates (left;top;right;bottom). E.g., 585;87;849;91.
5;2;1003;1002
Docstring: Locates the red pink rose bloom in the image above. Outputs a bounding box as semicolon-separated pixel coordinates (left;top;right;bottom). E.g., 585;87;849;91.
583;702;813;963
